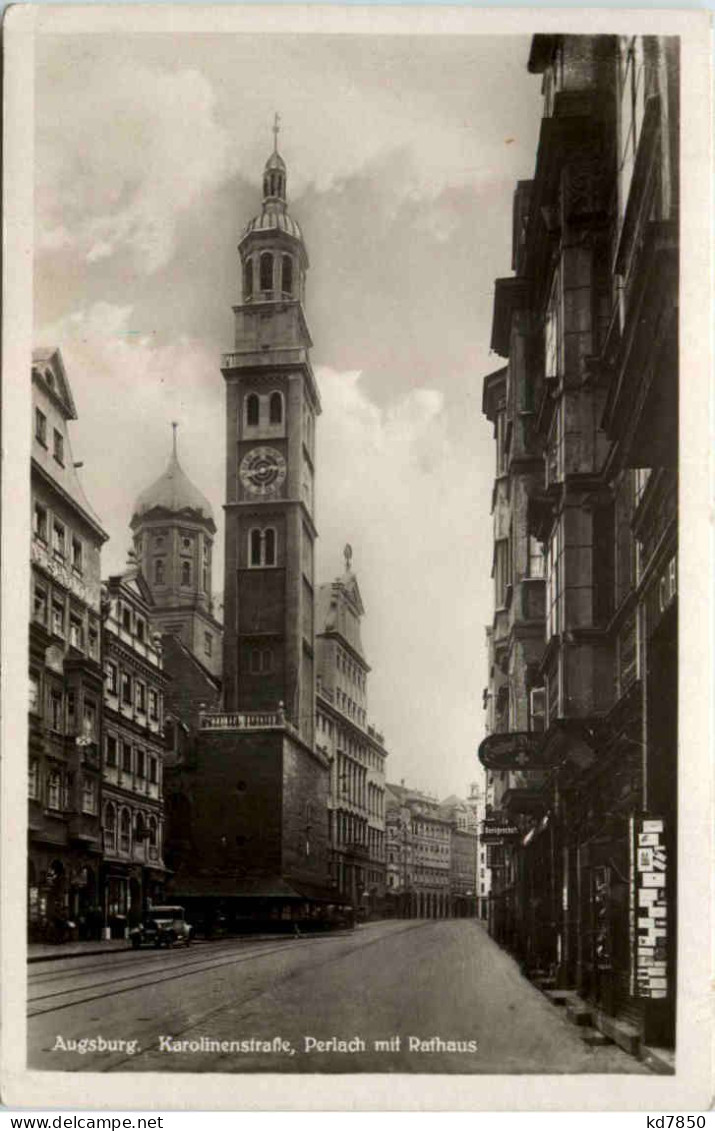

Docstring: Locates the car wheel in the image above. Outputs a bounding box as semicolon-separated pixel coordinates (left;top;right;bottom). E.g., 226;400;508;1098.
185;935;191;947
154;938;161;948
131;936;141;950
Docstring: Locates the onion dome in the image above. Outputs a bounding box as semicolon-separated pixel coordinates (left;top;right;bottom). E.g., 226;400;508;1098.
131;425;215;530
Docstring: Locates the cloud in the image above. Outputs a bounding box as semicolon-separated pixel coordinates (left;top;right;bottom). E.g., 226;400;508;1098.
32;32;543;795
36;57;232;274
316;366;486;794
39;301;225;577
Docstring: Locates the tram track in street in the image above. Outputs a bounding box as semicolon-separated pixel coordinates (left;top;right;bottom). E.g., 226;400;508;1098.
28;924;424;1021
98;920;428;1072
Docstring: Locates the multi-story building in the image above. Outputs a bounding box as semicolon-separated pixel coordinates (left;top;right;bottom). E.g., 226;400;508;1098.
440;794;480;918
28;348;108;939
315;548;387;914
385;789;413;915
163;132;334;928
385;784;451;918
479;34;678;1050
100;567;168;933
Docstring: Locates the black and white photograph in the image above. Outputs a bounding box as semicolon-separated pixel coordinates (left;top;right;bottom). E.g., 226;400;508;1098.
2;3;711;1112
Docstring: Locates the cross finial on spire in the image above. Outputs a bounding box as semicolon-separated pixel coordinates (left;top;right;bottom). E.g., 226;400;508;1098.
172;421;178;458
344;543;353;573
272;111;281;153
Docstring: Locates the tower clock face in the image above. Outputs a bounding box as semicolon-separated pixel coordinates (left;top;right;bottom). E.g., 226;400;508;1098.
239;446;287;496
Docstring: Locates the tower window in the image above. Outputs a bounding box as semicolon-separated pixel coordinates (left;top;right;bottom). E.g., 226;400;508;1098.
246;393;260;428
249;528;262;567
154;558;165;585
269;391;283;426
250;647;273;674
243;257;253;300
259;252;273;293
248;527;277;568
281;255;293;297
181;560;191;587
264;527;276;566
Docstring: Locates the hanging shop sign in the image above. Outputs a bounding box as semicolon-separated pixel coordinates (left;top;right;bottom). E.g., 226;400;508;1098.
480;818;520;842
478;731;546;770
632;816;668;1000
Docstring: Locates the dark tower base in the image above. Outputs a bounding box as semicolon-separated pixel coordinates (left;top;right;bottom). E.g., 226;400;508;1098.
166;717;336;930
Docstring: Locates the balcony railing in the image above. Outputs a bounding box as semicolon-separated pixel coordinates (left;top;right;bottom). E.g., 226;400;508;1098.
200;709;285;732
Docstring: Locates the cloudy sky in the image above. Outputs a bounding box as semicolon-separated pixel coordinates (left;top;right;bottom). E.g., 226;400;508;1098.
34;29;543;797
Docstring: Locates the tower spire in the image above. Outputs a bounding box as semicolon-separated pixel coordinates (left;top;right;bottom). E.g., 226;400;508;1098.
272;111;281;154
171;420;178;459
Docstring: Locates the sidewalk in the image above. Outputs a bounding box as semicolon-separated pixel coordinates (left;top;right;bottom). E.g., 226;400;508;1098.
28;938;134;963
27;926;352;964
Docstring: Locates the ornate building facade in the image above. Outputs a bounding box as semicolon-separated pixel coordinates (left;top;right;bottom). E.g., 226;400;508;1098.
28;348;108;939
100;568;168;933
385;784;451;919
479;34;678;1051
315;549;387;914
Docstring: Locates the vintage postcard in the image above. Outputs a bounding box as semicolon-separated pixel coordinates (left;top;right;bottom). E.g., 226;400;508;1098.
2;3;712;1112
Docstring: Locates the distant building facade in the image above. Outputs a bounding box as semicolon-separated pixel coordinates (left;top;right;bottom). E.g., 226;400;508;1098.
440;795;479;918
28;348;108;939
385;791;413;914
315;550;387;914
385;784;451;918
479;34;678;1049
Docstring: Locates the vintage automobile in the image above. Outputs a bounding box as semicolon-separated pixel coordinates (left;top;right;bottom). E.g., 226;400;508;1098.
129;906;193;949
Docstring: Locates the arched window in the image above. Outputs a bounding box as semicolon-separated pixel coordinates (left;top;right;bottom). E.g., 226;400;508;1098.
48;771;60;810
264;528;276;566
259;252;273;293
246;393;259;428
119;808;131;853
269;391;283;426
181;561;191;587
154;559;165;585
243;257;253;300
281;255;293;297
104;803;116;852
135;811;145;842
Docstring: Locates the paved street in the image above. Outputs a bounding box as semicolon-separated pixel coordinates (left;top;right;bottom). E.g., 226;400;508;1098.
29;919;650;1074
